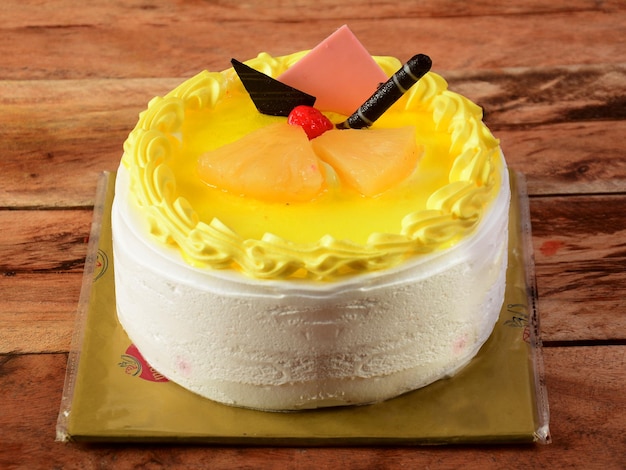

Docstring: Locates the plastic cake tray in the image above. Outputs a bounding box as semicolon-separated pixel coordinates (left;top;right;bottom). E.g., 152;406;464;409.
56;172;550;445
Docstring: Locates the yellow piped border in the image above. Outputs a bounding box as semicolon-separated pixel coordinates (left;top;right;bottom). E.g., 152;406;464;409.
121;53;503;280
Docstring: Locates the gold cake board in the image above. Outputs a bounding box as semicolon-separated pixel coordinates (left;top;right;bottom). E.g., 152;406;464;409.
56;172;550;445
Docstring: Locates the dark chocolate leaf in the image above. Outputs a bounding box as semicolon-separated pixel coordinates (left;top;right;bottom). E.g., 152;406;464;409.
231;59;316;117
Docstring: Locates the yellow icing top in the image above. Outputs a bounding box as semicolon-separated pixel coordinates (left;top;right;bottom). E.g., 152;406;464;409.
121;52;504;281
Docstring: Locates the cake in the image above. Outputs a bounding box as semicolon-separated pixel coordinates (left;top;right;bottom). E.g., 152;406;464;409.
112;26;510;411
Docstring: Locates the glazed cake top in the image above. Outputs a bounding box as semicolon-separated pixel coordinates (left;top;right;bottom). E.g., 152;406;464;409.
120;44;504;281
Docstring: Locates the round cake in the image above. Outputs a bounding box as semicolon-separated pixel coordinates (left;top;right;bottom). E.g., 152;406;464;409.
112;30;510;410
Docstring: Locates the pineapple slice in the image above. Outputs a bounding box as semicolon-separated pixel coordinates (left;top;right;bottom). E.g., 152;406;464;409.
311;126;421;197
198;123;325;203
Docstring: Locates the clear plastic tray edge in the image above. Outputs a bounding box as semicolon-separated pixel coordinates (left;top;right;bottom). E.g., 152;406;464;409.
514;171;551;445
56;171;112;442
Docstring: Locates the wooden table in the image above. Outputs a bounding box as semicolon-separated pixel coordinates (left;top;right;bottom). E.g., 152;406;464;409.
1;1;625;468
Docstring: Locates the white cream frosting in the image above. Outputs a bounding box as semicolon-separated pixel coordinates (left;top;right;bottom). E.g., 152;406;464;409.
112;161;510;410
112;50;511;410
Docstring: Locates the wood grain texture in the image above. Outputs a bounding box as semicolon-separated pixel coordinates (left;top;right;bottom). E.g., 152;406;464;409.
0;273;82;354
499;121;626;196
531;195;626;343
3;0;624;26
1;7;625;79
448;64;626;128
1;0;625;465
0;210;91;272
0;347;624;469
0;78;175;207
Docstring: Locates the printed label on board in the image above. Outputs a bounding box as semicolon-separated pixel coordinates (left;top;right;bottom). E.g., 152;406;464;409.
118;343;169;382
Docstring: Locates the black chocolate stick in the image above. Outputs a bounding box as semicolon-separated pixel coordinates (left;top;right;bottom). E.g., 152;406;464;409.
336;54;432;129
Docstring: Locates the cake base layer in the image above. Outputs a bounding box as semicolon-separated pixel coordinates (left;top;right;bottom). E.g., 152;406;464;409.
112;164;510;411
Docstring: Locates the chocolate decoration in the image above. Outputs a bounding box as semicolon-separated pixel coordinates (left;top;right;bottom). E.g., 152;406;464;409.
336;54;432;129
231;59;316;117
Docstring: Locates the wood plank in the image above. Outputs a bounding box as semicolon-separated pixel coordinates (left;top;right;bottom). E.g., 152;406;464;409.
0;273;82;354
0;79;179;208
1;64;625;207
0;210;91;272
502;121;626;196
1;11;625;80
0;210;89;350
447;64;626;129
3;0;624;27
530;195;626;343
0;346;624;468
0;1;623;466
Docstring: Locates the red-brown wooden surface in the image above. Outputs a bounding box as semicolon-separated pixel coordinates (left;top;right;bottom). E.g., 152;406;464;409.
1;1;624;468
